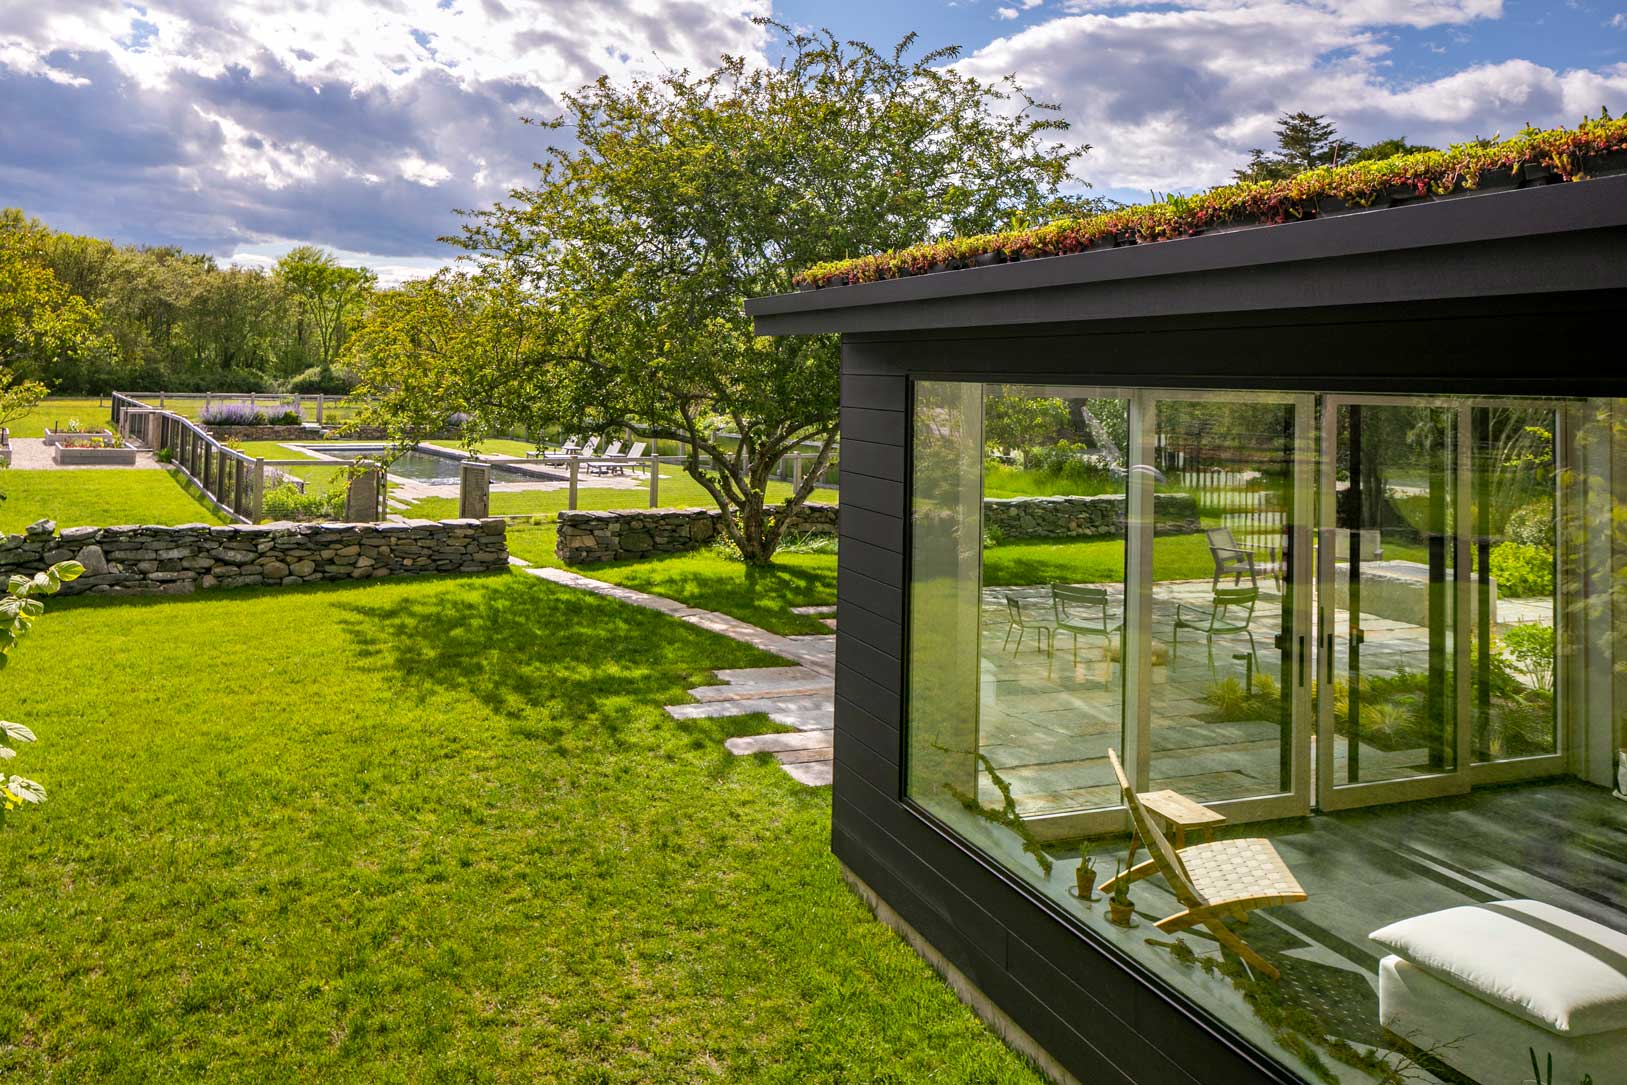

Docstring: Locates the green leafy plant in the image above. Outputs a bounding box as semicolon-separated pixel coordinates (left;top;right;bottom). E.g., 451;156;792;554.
1111;860;1132;906
1502;623;1556;693
261;482;343;523
1490;540;1555;598
0;560;83;822
154;446;174;464
1505;497;1556;548
797;114;1627;289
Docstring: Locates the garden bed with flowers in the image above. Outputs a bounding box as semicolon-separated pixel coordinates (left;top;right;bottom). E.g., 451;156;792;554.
51;436;137;465
794;114;1627;289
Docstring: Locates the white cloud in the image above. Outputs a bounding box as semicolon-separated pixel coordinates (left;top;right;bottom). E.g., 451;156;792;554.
0;0;771;262
959;1;1627;194
1610;13;1627;29
998;6;1020;17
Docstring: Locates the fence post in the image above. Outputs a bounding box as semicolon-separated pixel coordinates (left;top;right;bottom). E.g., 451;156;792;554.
316;394;325;425
792;452;803;492
252;459;266;522
568;457;579;510
648;453;660;507
249;392;256;409
459;461;491;519
158;391;166;409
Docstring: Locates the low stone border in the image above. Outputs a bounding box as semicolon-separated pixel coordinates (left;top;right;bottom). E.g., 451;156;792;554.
557;503;839;564
52;444;139;466
0;517;508;595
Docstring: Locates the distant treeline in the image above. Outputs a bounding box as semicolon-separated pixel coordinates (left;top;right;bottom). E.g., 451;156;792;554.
1;208;377;395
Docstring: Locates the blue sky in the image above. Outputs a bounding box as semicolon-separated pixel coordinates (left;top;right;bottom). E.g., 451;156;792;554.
2;1;1623;281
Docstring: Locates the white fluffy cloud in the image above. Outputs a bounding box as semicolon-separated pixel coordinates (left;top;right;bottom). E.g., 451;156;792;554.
0;0;769;259
961;0;1627;194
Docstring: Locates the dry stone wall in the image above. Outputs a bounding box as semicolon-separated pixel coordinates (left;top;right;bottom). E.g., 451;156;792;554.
0;517;508;596
557;504;838;564
983;492;1200;539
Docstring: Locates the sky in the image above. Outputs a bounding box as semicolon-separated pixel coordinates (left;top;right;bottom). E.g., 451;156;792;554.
2;1;1624;283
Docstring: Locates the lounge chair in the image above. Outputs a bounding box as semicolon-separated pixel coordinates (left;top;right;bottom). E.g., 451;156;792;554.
1101;748;1307;979
1204;526;1258;590
535;436;600;464
585;441;625;475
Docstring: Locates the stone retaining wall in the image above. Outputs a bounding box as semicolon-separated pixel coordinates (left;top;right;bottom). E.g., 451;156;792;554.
202;424;396;441
556;493;1199;564
0;517;508;595
983;492;1200;539
558;504;838;564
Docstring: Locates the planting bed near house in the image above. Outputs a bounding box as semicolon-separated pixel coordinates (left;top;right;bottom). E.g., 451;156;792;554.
0;574;1046;1082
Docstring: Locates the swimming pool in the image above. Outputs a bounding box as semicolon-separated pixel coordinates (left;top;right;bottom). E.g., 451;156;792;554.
298;445;546;485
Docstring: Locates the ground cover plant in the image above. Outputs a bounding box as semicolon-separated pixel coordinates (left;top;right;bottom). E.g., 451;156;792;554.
0;573;1045;1083
0;468;225;533
797;113;1627;288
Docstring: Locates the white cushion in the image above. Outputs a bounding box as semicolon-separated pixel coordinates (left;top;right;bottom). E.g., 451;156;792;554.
1370;899;1627;1037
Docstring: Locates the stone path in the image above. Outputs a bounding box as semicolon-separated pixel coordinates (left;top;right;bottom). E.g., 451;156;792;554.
514;561;835;785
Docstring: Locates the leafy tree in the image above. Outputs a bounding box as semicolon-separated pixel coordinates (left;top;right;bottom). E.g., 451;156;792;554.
0;219;112;384
1234;111;1341;182
0;368;48;434
351;22;1088;563
276;246;376;373
1349;137;1437;163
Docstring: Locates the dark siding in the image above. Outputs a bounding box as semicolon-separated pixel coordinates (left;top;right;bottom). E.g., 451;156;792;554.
827;295;1627;1085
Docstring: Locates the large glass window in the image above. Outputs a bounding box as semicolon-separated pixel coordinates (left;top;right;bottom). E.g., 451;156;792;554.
905;382;1626;1085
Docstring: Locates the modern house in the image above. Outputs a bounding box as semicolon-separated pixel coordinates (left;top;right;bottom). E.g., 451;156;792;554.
747;173;1627;1085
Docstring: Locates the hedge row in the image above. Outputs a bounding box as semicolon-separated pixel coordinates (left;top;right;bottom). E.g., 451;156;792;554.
793;115;1627;290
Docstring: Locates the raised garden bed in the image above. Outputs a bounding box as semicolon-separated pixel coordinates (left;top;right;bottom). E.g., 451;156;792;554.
44;427;115;447
52;442;138;466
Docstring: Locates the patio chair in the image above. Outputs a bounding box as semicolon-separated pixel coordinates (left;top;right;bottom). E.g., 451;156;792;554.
585;441;626;475
1002;594;1056;660
1103;748;1307;980
1052;584;1122;683
1205;526;1258;590
527;435;581;459
537;436;599;465
1172;586;1261;674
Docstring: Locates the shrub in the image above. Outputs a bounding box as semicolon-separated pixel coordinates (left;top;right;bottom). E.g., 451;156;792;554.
1488;541;1554;597
285;365;358;394
265;407;303;425
1504;498;1555;548
261;483;344;522
155;446;174;463
1500;623;1556;692
199;402;267;427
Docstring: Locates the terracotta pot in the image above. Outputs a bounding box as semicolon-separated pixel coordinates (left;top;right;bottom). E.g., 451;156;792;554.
1107;899;1136;927
1075;866;1098;901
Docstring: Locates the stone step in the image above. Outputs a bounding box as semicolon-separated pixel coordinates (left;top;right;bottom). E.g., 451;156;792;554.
725;729;834;755
773;747;834;765
688;682;833;703
665;695;834;731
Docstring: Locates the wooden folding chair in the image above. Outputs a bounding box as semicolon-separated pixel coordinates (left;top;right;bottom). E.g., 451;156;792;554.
1102;749;1307;979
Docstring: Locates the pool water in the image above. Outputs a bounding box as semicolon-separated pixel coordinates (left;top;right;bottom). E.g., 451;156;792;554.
300;446;544;485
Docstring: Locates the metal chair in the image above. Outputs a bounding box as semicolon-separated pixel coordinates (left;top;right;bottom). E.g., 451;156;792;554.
1052;584;1122;683
1172;586;1261;673
1002;594;1056;660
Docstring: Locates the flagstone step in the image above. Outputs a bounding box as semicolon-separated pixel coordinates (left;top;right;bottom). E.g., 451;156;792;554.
725;729;834;755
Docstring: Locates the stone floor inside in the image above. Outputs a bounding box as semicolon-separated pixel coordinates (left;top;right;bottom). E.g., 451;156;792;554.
1038;780;1627;1084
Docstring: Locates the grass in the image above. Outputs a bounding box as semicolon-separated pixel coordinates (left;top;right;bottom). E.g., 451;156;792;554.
986;532;1214;587
0;468;227;533
982;462;1122;500
6;397;112;438
404;475;816;521
1;573;1044;1083
510;523;838;636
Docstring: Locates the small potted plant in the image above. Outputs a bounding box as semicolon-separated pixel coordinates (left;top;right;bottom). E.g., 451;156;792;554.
1073;850;1099;901
1107;861;1136;927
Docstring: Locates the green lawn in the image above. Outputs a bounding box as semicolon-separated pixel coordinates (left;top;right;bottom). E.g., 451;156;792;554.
0;468;227;533
510;523;838;636
986;531;1214;586
7;397;112;438
2;573;1043;1083
404;475;814;521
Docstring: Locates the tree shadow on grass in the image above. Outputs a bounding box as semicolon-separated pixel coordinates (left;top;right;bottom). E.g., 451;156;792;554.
322;572;784;741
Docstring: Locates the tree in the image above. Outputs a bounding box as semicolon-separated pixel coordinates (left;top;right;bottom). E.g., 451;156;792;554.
1348;136;1437;163
1234;111;1341;182
0;220;112;384
276;246;377;372
351;22;1089;563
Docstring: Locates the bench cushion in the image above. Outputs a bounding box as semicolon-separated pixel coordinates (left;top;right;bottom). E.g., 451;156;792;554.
1370;899;1627;1037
